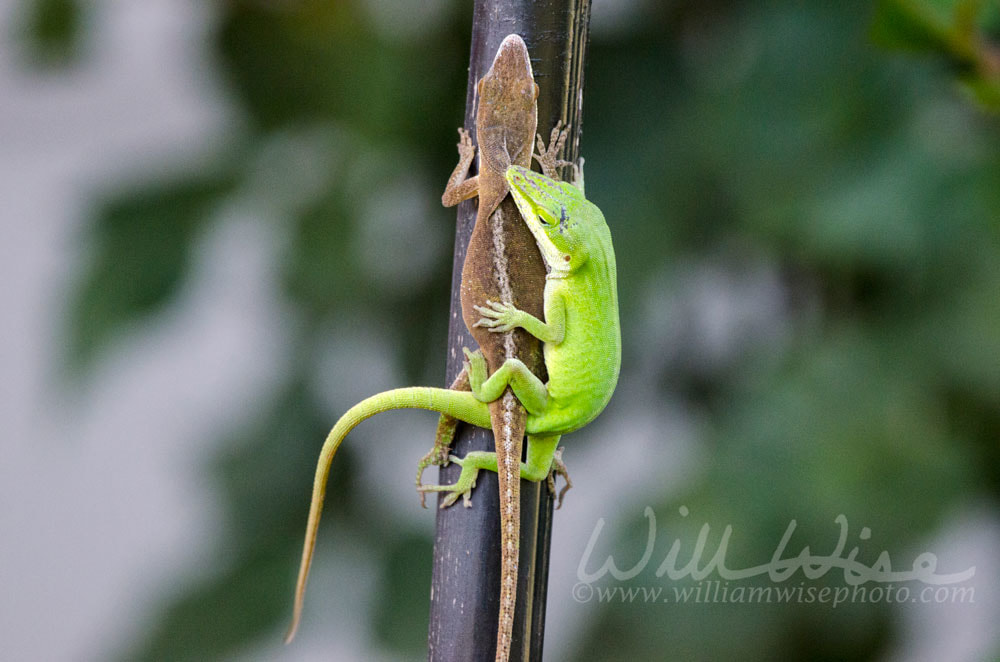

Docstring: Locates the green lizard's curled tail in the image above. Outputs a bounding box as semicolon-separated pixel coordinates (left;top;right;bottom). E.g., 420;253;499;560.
284;386;491;643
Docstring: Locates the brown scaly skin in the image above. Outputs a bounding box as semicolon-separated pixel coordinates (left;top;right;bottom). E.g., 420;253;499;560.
432;34;544;662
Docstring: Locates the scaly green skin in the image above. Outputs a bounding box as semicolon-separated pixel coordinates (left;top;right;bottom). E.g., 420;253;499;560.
421;165;620;500
284;165;620;647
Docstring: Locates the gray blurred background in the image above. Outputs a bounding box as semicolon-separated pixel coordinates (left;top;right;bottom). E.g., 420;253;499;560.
2;0;999;660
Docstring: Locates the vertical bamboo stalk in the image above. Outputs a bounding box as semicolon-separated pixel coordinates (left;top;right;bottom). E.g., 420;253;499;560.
428;2;591;660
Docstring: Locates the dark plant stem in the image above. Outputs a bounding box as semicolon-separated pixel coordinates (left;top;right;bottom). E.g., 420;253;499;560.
428;1;591;660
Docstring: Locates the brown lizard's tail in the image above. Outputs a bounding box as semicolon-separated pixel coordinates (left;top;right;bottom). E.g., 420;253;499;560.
490;390;525;662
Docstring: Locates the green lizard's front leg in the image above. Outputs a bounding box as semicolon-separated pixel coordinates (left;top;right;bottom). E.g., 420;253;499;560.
473;293;565;344
464;292;565;414
418;433;562;508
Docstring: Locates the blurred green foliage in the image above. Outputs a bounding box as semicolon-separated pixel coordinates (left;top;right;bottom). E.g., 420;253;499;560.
68;169;237;371
872;0;1000;109
24;0;1000;659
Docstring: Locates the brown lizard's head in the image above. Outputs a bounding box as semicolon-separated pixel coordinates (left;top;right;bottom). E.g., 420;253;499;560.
476;34;539;172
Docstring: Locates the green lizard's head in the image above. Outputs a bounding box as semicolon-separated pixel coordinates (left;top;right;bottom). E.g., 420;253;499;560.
506;165;609;277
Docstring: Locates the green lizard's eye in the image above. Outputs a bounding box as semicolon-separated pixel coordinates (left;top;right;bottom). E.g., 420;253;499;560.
538;208;559;226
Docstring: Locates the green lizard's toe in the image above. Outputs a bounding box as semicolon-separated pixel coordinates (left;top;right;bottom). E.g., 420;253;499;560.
463;348;488;395
416;456;478;508
440;488;471;509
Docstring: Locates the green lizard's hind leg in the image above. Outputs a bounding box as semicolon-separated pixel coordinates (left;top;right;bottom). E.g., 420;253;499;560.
417;434;561;508
523;434;561;481
463;347;548;415
418;451;491;508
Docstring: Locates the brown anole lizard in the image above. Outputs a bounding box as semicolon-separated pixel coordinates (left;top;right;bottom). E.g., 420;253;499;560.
417;33;573;662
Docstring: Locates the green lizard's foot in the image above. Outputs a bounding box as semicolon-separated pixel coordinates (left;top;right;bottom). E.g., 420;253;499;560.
416;454;482;508
473;300;523;333
463;348;488;397
546;447;573;510
533;120;573;181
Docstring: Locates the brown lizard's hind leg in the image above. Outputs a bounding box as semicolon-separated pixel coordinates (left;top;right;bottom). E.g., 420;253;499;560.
533;120;573;180
546;446;572;509
415;368;470;507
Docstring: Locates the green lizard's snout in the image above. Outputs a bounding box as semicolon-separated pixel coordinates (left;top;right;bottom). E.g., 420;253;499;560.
506;166;561;221
506;165;576;273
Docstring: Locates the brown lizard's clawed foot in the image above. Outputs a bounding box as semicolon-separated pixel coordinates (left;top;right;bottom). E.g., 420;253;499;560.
533;120;574;180
456;127;475;161
415;437;454;508
417;454;479;508
546;447;573;509
415;369;470;507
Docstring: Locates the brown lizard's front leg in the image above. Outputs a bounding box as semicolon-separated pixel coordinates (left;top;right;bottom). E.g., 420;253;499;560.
442;128;480;207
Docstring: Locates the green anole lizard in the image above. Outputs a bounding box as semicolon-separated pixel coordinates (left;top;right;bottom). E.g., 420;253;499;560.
284;36;619;662
283;164;619;652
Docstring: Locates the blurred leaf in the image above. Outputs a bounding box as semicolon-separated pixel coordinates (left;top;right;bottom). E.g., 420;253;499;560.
871;0;1000;114
216;2;466;141
120;542;294;662
280;184;361;315
954;0;985;39
960;73;1000;108
211;380;356;549
871;0;954;54
18;0;83;67
67;170;234;373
